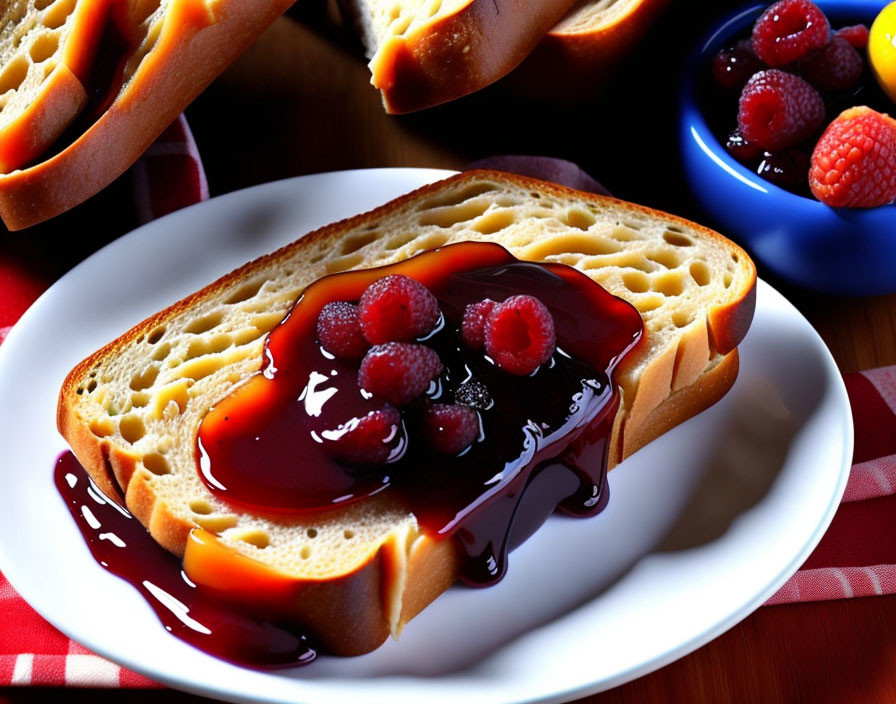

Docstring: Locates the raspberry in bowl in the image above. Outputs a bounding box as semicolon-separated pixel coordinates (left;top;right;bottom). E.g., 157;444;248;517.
680;0;896;295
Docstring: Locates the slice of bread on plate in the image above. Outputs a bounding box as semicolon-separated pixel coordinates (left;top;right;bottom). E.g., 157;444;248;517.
337;0;579;113
510;0;673;99
0;0;108;173
58;170;756;656
0;0;295;231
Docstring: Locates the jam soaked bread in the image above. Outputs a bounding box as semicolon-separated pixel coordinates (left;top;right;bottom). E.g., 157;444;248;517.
337;0;579;112
0;0;108;173
0;0;295;230
58;170;756;656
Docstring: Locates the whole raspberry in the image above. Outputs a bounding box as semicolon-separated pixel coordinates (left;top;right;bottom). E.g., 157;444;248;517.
328;406;402;465
316;301;369;359
460;299;497;349
834;24;869;50
801;36;863;92
358;274;440;344
809;106;896;208
484;295;555;376
738;69;825;151
422;403;479;455
751;0;829;67
725;128;763;163
358;342;443;406
712;39;766;91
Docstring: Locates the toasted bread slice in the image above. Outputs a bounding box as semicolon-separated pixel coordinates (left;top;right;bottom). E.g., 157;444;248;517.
338;0;579;113
511;0;673;99
0;0;109;173
0;0;295;230
58;170;756;655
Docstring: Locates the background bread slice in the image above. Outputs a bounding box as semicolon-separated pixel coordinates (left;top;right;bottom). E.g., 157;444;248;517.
509;0;673;100
58;170;756;655
338;0;579;113
0;0;108;173
0;0;295;231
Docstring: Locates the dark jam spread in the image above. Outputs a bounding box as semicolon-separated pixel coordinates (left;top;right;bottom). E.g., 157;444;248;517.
197;242;643;585
54;453;317;668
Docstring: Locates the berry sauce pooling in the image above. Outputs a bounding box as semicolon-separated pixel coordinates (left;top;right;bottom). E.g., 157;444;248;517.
54;453;317;668
197;243;643;585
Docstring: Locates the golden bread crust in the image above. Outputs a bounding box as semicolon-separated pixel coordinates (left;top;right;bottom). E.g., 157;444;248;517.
0;0;108;173
0;66;86;174
621;349;739;460
0;0;295;230
364;0;578;113
509;0;673;100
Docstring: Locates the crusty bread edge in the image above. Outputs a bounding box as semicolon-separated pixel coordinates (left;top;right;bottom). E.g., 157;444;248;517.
365;0;578;113
0;67;87;174
507;0;673;100
58;169;756;655
0;0;295;231
0;0;110;173
616;349;739;463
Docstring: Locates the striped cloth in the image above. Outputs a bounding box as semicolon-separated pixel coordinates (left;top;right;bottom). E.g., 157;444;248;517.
765;368;896;605
0;153;891;685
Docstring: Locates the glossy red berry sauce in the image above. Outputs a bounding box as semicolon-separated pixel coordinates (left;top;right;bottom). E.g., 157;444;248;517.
54;452;318;668
197;242;643;585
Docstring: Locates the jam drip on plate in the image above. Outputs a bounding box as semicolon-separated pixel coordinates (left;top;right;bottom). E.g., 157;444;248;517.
198;243;643;585
54;453;317;668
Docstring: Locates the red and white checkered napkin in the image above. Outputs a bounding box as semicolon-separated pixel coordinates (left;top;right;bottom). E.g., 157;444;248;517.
0;579;157;687
766;367;896;604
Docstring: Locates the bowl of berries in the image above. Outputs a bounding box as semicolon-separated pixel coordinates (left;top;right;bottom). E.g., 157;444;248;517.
681;0;896;295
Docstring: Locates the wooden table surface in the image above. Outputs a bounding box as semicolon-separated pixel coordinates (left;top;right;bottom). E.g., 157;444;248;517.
4;1;896;702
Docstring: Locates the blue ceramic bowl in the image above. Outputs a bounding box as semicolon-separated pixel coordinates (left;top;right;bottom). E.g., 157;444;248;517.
680;0;895;296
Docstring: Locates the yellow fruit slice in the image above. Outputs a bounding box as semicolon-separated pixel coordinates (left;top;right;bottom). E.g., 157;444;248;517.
870;1;896;103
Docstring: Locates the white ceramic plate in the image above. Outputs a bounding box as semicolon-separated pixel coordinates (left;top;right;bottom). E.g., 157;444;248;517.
0;169;852;704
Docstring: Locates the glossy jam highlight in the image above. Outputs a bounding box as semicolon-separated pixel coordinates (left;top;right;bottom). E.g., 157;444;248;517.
198;242;643;585
54;452;317;668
